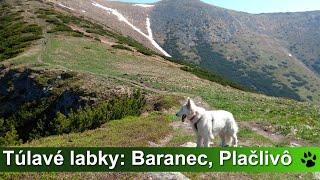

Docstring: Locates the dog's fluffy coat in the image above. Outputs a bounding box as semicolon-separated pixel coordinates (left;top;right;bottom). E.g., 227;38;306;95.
176;98;238;147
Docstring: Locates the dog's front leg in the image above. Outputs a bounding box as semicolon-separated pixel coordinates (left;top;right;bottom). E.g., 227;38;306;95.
196;136;203;147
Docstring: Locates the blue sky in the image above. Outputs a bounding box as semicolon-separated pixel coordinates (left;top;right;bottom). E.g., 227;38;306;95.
116;0;320;14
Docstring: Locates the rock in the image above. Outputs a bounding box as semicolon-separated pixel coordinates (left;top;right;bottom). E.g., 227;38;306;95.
313;172;320;180
180;142;197;147
146;172;189;180
290;142;301;147
291;127;298;135
148;141;160;147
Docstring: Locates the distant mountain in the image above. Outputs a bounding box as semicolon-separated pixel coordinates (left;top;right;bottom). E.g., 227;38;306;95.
151;0;320;101
49;0;320;101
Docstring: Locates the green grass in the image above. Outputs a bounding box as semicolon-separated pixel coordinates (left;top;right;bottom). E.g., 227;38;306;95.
237;127;275;146
145;95;183;111
167;128;195;147
26;112;172;147
42;35;124;75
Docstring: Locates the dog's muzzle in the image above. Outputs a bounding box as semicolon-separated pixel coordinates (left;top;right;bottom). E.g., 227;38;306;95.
182;114;187;122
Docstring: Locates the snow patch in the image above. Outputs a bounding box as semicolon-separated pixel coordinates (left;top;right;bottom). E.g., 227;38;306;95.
58;3;74;11
82;10;86;13
92;2;145;34
92;2;171;57
288;53;292;57
146;18;153;39
146;17;171;57
133;4;154;8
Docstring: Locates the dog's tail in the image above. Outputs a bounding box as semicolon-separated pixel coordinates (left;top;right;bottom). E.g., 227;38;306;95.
231;118;239;134
227;113;238;133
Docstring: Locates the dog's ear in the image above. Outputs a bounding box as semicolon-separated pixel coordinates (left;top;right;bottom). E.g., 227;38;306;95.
187;98;193;109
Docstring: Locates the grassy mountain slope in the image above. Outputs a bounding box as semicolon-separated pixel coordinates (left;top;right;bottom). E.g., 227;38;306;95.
46;0;157;54
46;0;320;102
256;11;320;71
0;0;319;179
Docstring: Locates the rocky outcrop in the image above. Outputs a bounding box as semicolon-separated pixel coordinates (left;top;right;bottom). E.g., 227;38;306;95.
0;69;48;118
0;67;93;141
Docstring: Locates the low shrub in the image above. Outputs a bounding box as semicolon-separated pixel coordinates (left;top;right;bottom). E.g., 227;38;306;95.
0;73;146;146
0;4;43;61
111;44;133;52
180;64;251;92
54;90;146;133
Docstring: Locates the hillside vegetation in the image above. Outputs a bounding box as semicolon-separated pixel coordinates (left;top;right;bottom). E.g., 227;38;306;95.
0;3;42;61
0;0;319;179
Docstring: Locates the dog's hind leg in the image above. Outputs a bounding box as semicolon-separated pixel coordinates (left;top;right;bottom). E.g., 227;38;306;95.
224;135;233;147
232;133;238;147
196;136;203;147
219;133;226;147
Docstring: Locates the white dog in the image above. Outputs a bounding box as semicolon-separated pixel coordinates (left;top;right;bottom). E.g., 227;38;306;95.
176;98;238;147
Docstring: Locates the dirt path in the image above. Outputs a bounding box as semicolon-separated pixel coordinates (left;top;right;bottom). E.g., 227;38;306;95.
171;120;307;147
240;121;306;146
146;123;190;179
